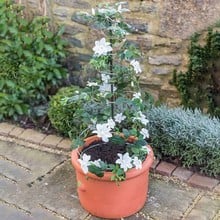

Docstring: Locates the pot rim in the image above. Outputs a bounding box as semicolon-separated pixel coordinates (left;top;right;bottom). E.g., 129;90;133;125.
71;136;154;181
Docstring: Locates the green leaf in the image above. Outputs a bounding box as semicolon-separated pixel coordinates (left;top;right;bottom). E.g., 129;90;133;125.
88;164;104;177
109;135;125;145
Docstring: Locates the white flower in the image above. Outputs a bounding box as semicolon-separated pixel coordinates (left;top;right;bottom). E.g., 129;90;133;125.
91;159;102;167
133;156;142;169
117;2;130;13
116;152;132;172
92;38;112;57
140;128;149;139
101;73;110;83
133;111;149;126
98;83;117;93
107;118;115;129
78;154;91;174
92;8;95;15
130;59;142;74
87;81;98;87
92;123;112;142
132;92;142;102
114;113;126;123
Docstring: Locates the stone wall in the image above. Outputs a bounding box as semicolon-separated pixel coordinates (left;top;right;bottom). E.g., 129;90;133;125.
15;0;220;106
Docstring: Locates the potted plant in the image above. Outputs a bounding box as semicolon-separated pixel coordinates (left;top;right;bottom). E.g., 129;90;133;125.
70;2;154;219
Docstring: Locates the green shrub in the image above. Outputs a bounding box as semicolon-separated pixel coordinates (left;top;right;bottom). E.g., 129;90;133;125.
146;106;220;176
172;30;220;118
48;86;87;137
0;0;67;120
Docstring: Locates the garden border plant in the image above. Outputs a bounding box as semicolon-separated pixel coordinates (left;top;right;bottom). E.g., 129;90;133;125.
0;0;67;121
146;105;220;177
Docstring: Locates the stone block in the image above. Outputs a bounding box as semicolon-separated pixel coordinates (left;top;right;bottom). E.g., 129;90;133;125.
68;37;83;48
150;158;160;171
0;123;15;136
9;126;25;138
53;7;68;18
57;138;72;151
19;129;46;144
149;55;182;66
54;0;90;9
185;196;220;220
156;161;177;176
126;19;148;34
187;173;219;190
41;135;63;148
144;178;199;220
152;67;170;75
173;167;193;181
137;36;152;50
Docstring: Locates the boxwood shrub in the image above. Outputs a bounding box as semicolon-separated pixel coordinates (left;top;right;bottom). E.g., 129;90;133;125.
48;86;86;137
146;106;220;177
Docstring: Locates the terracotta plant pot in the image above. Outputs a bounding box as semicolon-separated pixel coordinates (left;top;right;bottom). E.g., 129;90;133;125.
71;135;154;219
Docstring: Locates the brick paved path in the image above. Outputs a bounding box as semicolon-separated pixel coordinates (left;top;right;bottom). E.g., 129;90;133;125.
0;139;219;219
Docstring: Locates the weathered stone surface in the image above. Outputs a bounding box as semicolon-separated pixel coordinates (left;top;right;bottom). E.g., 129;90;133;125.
156;161;177;176
54;0;90;9
68;37;83;48
9;126;24;138
64;24;85;35
126;19;148;34
137;36;152;50
188;173;219;190
31;161;88;219
0;202;31;220
143;178;200;220
160;0;220;39
152;67;170;75
173;167;193;181
0;159;30;182
186;196;220;220
0;140;67;179
53;7;68;18
0;123;15;136
41;135;63;148
19;129;46;144
57;138;72;151
71;11;90;25
149;55;182;66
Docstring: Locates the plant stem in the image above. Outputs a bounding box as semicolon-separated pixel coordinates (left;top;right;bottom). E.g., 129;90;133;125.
109;22;114;119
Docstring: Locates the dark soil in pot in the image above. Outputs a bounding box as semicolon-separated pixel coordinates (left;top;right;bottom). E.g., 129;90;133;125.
81;140;127;164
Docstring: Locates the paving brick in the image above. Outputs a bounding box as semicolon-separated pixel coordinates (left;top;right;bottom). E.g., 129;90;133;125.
19;129;46;144
173;167;193;181
41;135;63;148
9;126;25;138
57;138;72;151
155;161;177;176
185;195;220;220
187;173;219;190
214;184;220;195
150;158;160;172
0;123;15;136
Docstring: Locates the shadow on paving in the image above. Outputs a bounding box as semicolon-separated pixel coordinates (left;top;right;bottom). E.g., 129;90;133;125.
0;140;219;220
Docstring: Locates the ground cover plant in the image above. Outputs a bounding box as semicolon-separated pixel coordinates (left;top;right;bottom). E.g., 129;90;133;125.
0;0;67;121
146;106;220;177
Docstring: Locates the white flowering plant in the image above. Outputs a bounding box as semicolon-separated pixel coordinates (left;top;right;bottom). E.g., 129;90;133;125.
70;2;152;181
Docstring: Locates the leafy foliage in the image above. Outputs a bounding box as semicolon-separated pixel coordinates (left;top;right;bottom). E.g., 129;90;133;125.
0;0;67;120
173;30;220;118
146;106;220;176
48;86;86;137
